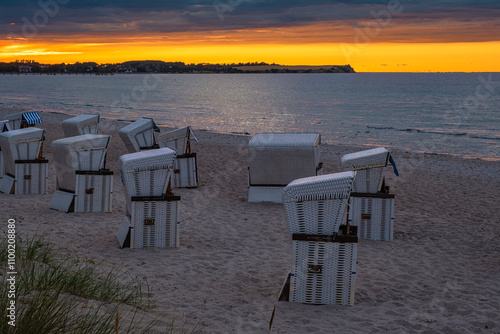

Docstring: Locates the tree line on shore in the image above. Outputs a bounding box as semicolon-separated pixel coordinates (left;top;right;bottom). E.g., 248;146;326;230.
0;60;355;74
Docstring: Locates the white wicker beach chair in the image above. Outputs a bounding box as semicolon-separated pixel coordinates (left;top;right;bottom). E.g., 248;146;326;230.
248;133;322;203
0;127;45;177
51;134;110;192
118;198;180;248
342;147;397;241
119;147;177;199
61;114;100;137
119;117;159;152
341;147;390;193
283;172;355;235
117;147;180;249
289;240;357;305
158;126;198;188
350;193;395;241
4;111;42;129
50;134;112;212
0;127;47;195
281;172;358;305
157;126;197;155
0;120;11;179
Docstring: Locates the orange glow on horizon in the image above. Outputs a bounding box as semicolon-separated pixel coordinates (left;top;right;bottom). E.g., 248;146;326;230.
1;22;499;72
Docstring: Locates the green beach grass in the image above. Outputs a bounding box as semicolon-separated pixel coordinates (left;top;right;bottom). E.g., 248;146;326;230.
0;234;195;334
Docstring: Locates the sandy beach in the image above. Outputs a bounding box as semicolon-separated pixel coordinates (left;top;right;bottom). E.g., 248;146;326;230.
1;108;499;334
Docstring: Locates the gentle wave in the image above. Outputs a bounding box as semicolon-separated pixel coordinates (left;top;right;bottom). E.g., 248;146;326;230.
469;135;500;141
366;126;469;137
1;73;498;161
367;125;500;142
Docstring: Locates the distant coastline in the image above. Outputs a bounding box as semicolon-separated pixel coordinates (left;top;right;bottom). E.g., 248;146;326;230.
0;60;355;74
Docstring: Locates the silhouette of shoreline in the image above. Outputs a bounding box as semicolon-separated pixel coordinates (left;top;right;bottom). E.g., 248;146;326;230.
1;60;355;74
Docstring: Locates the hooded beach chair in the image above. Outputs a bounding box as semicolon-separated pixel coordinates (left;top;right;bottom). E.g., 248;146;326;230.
248;133;323;203
4;111;42;130
341;147;397;241
116;147;180;249
157;126;198;188
61;114;100;137
49;134;112;213
341;147;391;193
119;117;160;153
0;120;12;180
0;127;48;195
279;172;358;306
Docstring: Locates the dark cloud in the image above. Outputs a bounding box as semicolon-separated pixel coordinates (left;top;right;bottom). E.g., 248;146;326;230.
1;0;499;42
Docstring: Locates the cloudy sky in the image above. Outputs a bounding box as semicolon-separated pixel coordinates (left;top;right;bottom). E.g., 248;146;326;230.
1;0;499;71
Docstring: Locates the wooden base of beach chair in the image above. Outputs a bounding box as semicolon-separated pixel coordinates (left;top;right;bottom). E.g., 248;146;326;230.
349;192;395;241
0;161;48;195
117;197;181;249
172;153;198;188
286;234;357;305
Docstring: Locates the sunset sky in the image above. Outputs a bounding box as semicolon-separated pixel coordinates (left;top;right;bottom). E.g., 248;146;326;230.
0;0;499;72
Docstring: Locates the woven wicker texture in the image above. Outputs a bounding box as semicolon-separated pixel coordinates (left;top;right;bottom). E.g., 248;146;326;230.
158;126;193;155
4;112;25;130
14;162;48;195
248;133;321;186
119;148;176;205
341;147;390;170
171;155;198;188
51;134;111;192
119;117;158;152
62;114;100;137
351;167;384;193
129;200;180;248
290;241;357;305
350;196;394;241
283;172;355;235
119;147;176;173
74;174;113;212
341;147;390;193
249;133;320;147
0;127;45;175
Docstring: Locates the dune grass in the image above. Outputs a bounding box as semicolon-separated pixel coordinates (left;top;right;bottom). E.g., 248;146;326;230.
0;234;195;334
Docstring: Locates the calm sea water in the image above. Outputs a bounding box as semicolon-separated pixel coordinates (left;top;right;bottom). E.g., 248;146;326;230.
1;72;499;161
